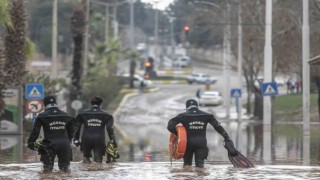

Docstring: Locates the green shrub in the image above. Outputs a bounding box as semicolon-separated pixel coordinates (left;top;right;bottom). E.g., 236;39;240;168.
81;76;121;109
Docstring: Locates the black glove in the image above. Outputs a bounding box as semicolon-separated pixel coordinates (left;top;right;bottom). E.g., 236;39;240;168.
223;139;238;156
73;139;81;147
27;142;36;151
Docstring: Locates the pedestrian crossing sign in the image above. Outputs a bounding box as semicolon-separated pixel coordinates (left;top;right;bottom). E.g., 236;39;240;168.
25;83;44;99
261;82;278;96
231;89;241;98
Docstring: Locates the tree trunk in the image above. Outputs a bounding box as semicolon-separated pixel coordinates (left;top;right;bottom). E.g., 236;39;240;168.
4;0;27;86
0;39;5;114
129;59;136;88
244;69;252;114
253;92;263;120
253;82;263;120
318;89;320;122
69;5;85;116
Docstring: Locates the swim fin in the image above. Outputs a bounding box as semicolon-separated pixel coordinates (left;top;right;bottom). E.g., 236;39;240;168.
228;151;254;168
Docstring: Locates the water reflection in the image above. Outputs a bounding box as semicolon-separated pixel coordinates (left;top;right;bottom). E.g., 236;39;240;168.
1;122;320;166
0;135;23;163
303;135;310;165
263;125;272;164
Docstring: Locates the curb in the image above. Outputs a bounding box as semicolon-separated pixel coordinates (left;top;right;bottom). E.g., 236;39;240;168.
113;92;139;140
120;87;159;93
153;80;188;84
157;70;192;75
113;87;159;140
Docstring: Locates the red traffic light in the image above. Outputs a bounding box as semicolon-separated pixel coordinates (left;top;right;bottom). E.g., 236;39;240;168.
184;26;190;31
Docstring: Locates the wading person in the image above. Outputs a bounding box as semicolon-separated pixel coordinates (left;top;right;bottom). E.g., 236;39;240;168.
167;99;237;168
73;96;117;163
27;96;77;173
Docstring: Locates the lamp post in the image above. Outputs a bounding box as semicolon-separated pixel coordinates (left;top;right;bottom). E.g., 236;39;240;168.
52;0;58;78
130;0;135;49
302;0;310;165
169;16;175;58
237;0;243;122
83;0;90;76
263;0;272;163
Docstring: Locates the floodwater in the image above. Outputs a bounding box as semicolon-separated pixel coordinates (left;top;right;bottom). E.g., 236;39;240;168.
1;121;320;179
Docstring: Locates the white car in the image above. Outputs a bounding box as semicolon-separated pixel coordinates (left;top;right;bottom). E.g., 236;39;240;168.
199;91;223;106
187;73;217;84
172;56;192;67
120;74;153;88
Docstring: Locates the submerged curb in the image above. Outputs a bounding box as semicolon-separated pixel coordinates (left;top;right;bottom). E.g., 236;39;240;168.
120;87;159;93
153;80;188;84
157;70;192;75
114;87;159;140
113;93;138;140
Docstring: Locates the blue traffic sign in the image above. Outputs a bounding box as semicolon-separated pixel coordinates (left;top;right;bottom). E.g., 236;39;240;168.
231;89;241;98
261;82;278;96
25;83;44;99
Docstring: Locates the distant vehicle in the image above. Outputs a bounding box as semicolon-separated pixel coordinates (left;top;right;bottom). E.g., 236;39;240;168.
187;73;217;84
172;56;192;68
198;91;223;106
119;74;153;88
136;43;147;51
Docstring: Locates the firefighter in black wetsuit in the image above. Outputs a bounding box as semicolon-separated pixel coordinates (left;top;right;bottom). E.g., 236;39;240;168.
167;99;237;168
73;96;117;163
27;96;77;173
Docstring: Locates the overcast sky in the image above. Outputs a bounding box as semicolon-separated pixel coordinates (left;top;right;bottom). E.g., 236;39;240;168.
141;0;174;10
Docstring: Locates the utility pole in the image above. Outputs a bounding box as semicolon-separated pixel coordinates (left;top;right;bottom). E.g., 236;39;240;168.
83;0;90;76
155;7;159;62
302;0;310;165
169;17;175;58
52;0;58;79
113;3;118;39
223;2;231;119
237;0;243;122
129;0;134;49
263;0;272;163
105;5;109;44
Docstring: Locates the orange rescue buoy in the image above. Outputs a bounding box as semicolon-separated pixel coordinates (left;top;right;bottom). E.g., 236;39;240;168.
169;125;187;159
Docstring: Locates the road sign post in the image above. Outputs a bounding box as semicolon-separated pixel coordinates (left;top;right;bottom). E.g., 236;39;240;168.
25;84;44;100
231;89;242;120
71;100;83;115
261;82;278;96
26;99;44;126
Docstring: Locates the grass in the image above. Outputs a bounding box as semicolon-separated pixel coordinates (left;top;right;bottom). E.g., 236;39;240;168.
244;93;319;121
108;92;126;114
274;93;318;121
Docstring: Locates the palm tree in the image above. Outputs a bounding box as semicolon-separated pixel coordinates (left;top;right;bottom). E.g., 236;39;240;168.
69;3;85;115
4;0;27;86
0;0;11;114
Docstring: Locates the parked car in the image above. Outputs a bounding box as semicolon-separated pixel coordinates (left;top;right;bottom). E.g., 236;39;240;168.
198;91;223;106
187;73;217;84
172;56;192;68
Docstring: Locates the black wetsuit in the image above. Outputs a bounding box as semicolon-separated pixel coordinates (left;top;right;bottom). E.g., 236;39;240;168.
167;107;230;168
27;107;76;171
74;106;115;163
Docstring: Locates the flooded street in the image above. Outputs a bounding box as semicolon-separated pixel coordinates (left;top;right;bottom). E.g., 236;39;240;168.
1;162;320;179
1;84;320;179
